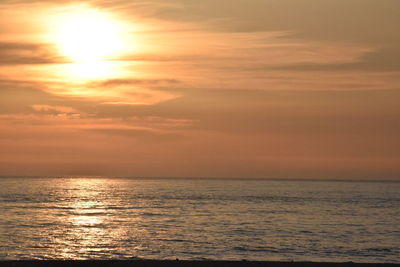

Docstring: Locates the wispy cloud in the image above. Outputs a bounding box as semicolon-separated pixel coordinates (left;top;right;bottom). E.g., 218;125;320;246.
31;104;80;115
273;46;400;72
1;0;399;178
0;42;65;65
92;78;180;86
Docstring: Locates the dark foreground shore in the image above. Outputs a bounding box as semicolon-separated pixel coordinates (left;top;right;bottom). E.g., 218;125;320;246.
1;261;398;267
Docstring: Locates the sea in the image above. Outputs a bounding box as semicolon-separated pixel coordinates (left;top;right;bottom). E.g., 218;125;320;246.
0;177;399;263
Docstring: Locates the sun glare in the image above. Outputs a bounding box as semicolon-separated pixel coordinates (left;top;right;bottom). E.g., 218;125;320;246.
55;8;126;63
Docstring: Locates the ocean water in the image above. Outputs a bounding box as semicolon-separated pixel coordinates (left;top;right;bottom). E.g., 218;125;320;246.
0;178;399;263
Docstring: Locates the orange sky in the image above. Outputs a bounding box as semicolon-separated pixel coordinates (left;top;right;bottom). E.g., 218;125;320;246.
0;0;399;179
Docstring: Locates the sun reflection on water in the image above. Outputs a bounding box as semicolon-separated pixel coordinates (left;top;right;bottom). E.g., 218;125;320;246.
57;178;120;259
1;178;399;261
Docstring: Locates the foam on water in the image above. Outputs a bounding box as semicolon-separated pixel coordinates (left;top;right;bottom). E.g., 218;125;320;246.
0;178;399;262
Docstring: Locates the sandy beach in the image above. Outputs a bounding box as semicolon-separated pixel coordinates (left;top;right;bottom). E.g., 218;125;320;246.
1;261;399;267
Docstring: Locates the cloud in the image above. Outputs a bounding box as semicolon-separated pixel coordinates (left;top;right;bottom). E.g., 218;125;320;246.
1;84;400;179
92;78;180;86
86;128;182;140
0;79;92;115
2;0;399;45
0;77;182;119
87;78;181;105
31;104;80;115
142;0;400;43
0;42;65;65
274;45;400;72
0;113;184;136
22;76;182;106
0;80;56;114
0;0;399;179
87;86;400;137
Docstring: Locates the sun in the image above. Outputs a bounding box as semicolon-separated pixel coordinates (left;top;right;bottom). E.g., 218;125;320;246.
55;8;125;63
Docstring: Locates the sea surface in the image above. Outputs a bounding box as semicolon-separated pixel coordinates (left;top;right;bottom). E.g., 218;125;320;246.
0;178;399;263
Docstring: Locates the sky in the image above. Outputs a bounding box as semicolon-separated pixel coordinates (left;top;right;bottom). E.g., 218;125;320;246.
0;0;399;179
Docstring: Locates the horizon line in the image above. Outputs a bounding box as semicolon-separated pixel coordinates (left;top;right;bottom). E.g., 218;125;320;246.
0;176;399;183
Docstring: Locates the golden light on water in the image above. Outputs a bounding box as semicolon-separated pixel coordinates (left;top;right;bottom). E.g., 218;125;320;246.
54;7;128;63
